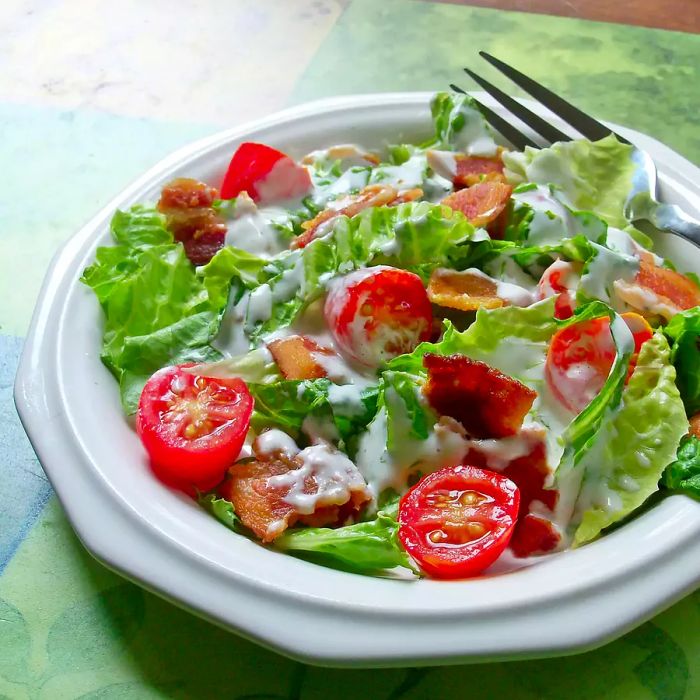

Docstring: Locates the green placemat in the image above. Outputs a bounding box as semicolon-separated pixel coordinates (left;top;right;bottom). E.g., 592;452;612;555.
2;1;700;698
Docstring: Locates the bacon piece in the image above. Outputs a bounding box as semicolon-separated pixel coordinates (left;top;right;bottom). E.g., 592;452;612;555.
291;184;398;249
389;188;423;205
427;268;505;311
157;177;226;265
267;335;337;380
441;181;513;231
423;354;536;439
221;440;370;542
509;515;560;557
453;155;506;188
689;413;700;439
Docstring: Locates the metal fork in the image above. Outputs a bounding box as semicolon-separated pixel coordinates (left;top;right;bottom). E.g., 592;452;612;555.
451;51;700;246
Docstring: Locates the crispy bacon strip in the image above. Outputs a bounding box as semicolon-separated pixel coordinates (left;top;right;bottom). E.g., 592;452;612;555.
453;155;506;188
423;353;536;439
291;184;398;249
157;177;226;265
427;268;505;311
441;181;512;231
267;335;337;380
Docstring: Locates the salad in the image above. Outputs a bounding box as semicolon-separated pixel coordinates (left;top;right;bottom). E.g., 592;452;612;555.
82;92;700;579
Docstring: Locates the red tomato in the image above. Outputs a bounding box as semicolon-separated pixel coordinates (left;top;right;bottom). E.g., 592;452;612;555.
324;266;433;367
398;465;520;579
137;365;253;490
537;259;581;320
545;313;653;414
220;142;312;203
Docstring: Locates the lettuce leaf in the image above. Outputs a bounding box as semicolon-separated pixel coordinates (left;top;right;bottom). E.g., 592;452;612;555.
661;435;700;500
246;202;477;343
572;333;687;544
81;206;234;413
200;487;412;575
664;307;700;414
428;91;498;155
503;134;635;229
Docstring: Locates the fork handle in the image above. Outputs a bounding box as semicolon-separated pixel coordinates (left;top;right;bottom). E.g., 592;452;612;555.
648;203;700;247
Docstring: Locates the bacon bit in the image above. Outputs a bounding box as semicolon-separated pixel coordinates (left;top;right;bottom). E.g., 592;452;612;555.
221;447;369;542
268;335;337;380
291;184;398;249
688;413;700;439
453;155;506;189
636;252;700;314
441;181;513;230
509;515;561;557
157;177;226;265
389;187;423;205
423;354;537;439
427;268;505;311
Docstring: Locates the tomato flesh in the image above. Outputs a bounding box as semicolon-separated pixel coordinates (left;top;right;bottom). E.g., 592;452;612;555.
137;365;253;490
324;266;433;367
537;259;581;320
220;142;312;203
545;313;653;414
399;465;520;578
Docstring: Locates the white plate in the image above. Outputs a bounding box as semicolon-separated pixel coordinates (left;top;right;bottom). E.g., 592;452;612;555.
14;92;700;667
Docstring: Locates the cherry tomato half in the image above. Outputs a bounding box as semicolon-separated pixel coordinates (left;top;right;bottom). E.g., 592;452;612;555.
398;465;520;579
220;142;312;203
137;365;253;490
537;259;581;320
545;313;653;414
324;266;433;367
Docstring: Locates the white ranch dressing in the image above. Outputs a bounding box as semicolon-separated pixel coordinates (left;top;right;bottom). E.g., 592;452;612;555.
464;268;536;307
267;442;368;514
580;243;639;304
255;428;300;459
613;280;680;321
369;154;427;190
512;185;578;245
426;150;458;179
212;292;251;357
223;193;292;259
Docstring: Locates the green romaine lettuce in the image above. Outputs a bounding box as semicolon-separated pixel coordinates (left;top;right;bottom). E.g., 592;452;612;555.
503;134;635;229
81;206;236;413
572;333;687;544
200;489;412;575
664;307;700;414
428;91;499;155
661;435;700;500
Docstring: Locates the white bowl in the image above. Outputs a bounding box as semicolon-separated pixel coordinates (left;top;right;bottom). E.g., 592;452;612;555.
14;92;700;667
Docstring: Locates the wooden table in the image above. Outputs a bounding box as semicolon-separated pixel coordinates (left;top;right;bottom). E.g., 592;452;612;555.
442;0;700;33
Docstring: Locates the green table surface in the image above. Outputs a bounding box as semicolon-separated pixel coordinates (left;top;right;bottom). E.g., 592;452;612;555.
2;1;700;698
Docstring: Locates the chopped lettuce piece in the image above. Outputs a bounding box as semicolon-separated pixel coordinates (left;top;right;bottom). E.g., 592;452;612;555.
572;333;687;544
243;201;477;343
429;91;498;155
578;242;639;305
664;307;700;414
661;435;700;500
503;134;635;229
81;206;233;413
200;487;412;575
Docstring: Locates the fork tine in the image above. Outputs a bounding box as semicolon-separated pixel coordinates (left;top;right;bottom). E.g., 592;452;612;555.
479;51;630;145
449;83;537;151
464;68;571;144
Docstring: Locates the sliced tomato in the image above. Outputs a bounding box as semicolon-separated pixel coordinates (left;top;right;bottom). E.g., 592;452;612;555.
220;142;312;203
324;266;433;367
398;465;520;578
441;181;512;231
509;514;560;558
545;313;653;414
689;413;700;439
137;364;253;490
537;259;581;320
